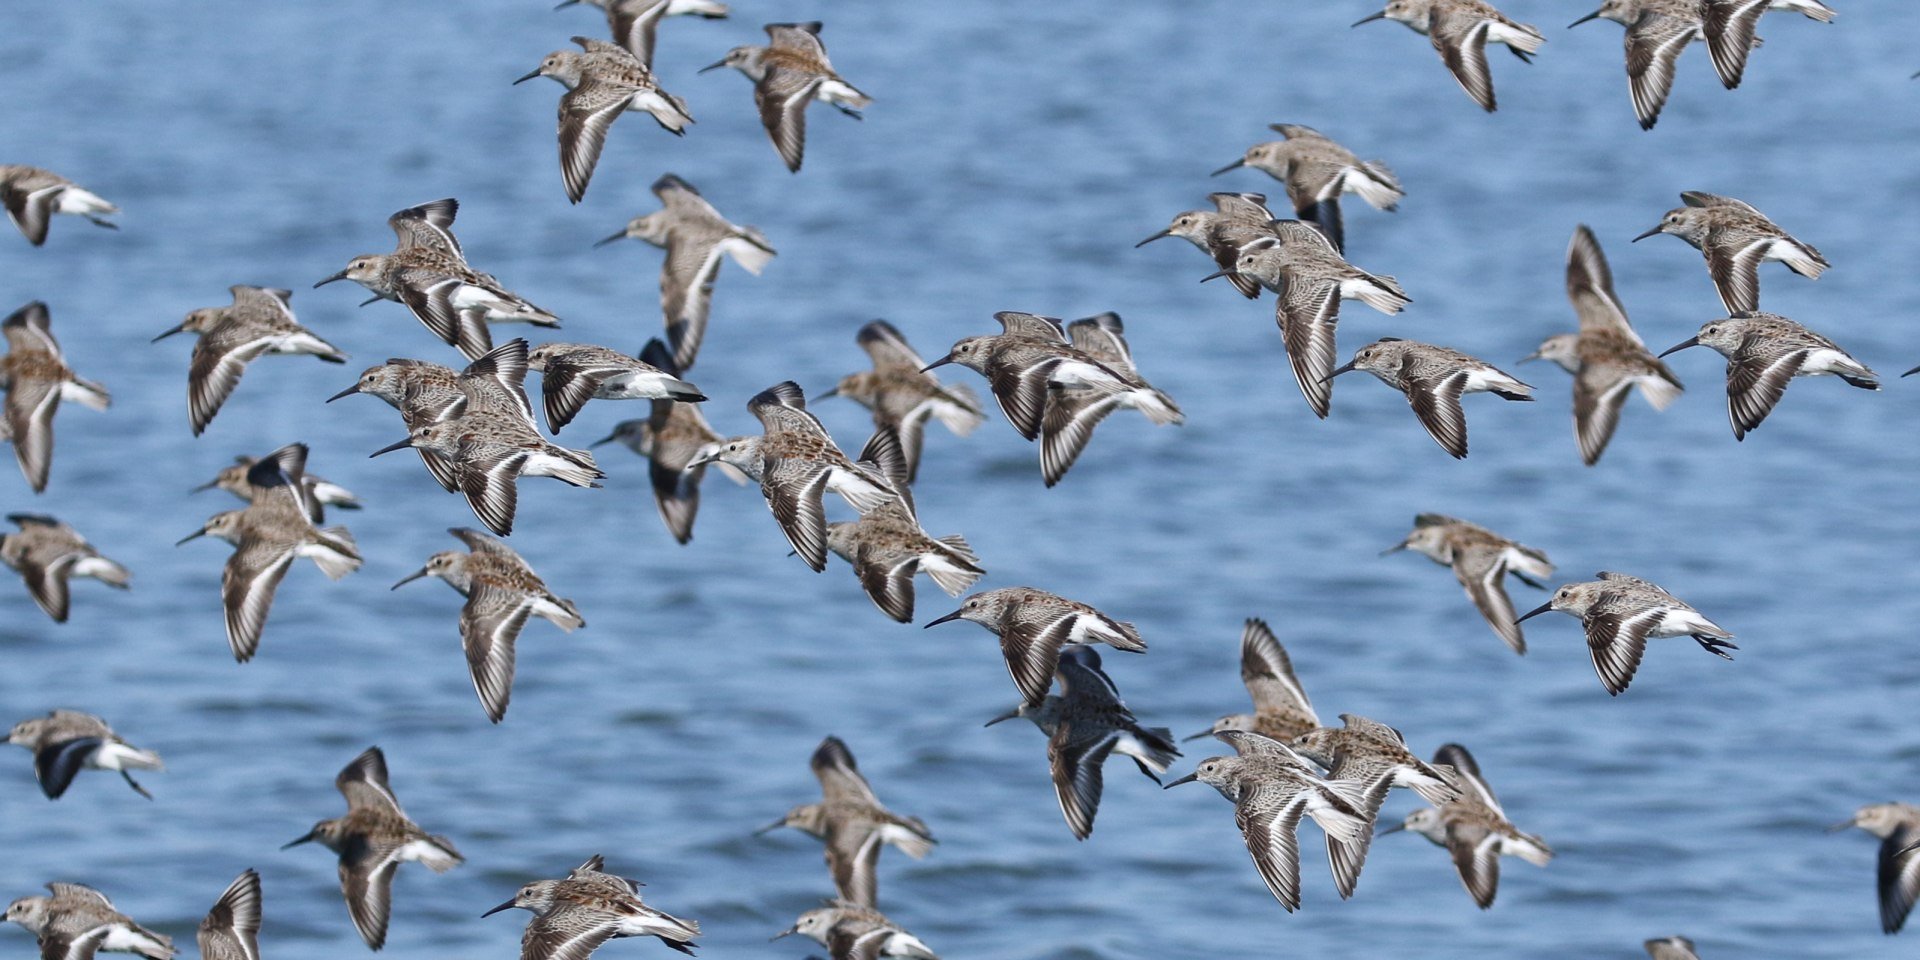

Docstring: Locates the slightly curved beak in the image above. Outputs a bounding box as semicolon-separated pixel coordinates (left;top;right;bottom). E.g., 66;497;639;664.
752;818;786;836
190;480;220;494
1630;225;1664;242
769;929;796;942
513;68;543;85
1377;821;1408;836
1568;10;1601;27
1904;365;1920;378
815;386;839;400
1321;360;1358;383
983;708;1020;727
923;609;964;628
358;295;382;307
280;831;316;850
392;568;431;590
589;431;619;448
1352;10;1387;26
1198;269;1233;283
1181;729;1216;742
1135;229;1172;247
151;324;185;343
1210;158;1246;177
1162;772;1199;790
919;356;953;373
592;230;628;248
1517;349;1544;364
698;59;729;73
553;0;579;7
1826;818;1858;833
1516;601;1554;623
687;451;718;468
326;384;360;403
175;529;207;547
369;437;414;458
1657;337;1700;359
1380;540;1409;557
481;899;518;918
313;270;349;288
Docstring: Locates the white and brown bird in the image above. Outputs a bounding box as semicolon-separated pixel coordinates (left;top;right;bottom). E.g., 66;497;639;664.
1658;312;1875;440
1210;126;1403;252
925;586;1147;708
757;736;935;908
1701;0;1835;89
1381;744;1553;908
1518;571;1736;695
527;341;706;434
589;340;747;545
4;883;173;960
1;514;128;623
152;286;346;436
1354;0;1546;112
1137;192;1281;299
1632;192;1827;315
556;0;731;68
195;871;261;960
7;710;162;801
1191;618;1322;744
0;166;117;246
821;320;984;484
1569;0;1713;129
517;38;694;202
195;451;362;523
1290;714;1460;898
1328;338;1532;458
1830;803;1920;935
483;855;699;959
926;312;1165;444
2;302;109;492
1038;314;1184;487
1384;514;1553;654
774;901;937;960
702;22;870;172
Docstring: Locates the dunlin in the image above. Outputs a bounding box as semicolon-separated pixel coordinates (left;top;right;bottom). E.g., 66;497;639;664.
3;302;109;492
1702;0;1835;89
1328;338;1532;458
0;166;117;246
1830;803;1920;934
826;469;984;623
822;320;984;484
1191;618;1321;744
1225;222;1410;418
1517;571;1736;695
1354;0;1546;112
1036;313;1184;487
370;405;604;538
197;871;261;960
2;514;129;623
1211;126;1402;252
757;736;935;909
196;451;363;523
702;22;870;171
596;174;775;371
925;586;1147;708
1384;513;1553;654
517;37;694;202
484;855;699;958
774;901;937;960
1523;225;1683;464
392;527;586;723
7;710;161;800
1658;312;1876;440
1291;714;1459;896
329;340;541;493
528;341;706;434
590;340;746;544
284;747;463;951
4;883;173;960
177;444;362;661
1632;191;1827;315
1569;0;1710;129
986;646;1180;839
1137;192;1280;299
1645;937;1702;959
1381;744;1552;908
926;312;1153;442
152;286;346;436
557;0;730;67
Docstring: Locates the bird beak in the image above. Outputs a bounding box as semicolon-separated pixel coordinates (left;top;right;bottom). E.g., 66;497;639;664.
1826;818;1859;833
1380;540;1410;556
816;386;839;400
480;899;518;918
752;818;786;836
369;437;415;457
923;609;964;628
513;68;544;85
280;831;316;850
589;431;619;448
358;295;382;307
1135;229;1172;247
1181;729;1216;742
190;479;220;494
1162;773;1199;789
313;270;349;288
175;529;207;547
698;59;729;73
553;0;579;7
770;929;797;941
1904;366;1920;378
1377;821;1409;836
392;568;431;590
1656;337;1700;358
983;708;1021;727
1210;158;1247;176
1630;224;1664;242
919;355;953;373
1517;349;1543;364
151;324;186;343
592;230;628;248
326;383;361;403
1568;10;1601;27
1322;360;1358;383
1197;269;1233;283
1516;601;1554;623
1352;10;1387;26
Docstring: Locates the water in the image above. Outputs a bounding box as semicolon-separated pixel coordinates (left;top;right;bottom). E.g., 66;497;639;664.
2;2;1917;957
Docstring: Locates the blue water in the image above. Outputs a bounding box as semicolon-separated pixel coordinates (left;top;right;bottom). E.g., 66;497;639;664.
3;2;1918;957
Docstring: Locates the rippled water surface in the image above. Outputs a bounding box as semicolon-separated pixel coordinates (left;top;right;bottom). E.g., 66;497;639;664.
4;2;1920;958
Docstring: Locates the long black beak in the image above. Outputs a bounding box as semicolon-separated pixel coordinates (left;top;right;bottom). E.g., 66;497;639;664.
175;529;207;547
513;68;543;85
313;270;349;288
1210;158;1246;176
1904;365;1920;378
589;431;619;448
1826;818;1858;833
190;479;220;494
1657;337;1700;358
983;708;1021;727
326;384;360;403
698;59;729;73
481;899;518;918
369;437;414;458
1352;10;1387;26
1380;540;1409;556
752;818;786;836
770;929;796;941
1163;772;1199;789
151;324;185;343
553;0;579;7
1322;360;1359;383
1181;729;1217;742
1377;821;1409;836
280;831;316;850
1568;10;1602;27
919;356;953;373
358;295;382;307
1135;229;1172;247
1630;225;1664;242
593;230;628;247
392;568;431;590
1516;601;1554;623
923;609;964;628
1198;269;1233;283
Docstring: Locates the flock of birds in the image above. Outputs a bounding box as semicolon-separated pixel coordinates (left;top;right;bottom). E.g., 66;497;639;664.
1;1;1915;959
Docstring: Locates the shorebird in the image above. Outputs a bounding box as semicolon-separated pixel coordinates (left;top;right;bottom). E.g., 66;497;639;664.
589;340;746;544
1353;0;1546;112
556;0;730;67
757;736;935;908
317;200;561;361
0;166;117;245
926;312;1163;442
1038;314;1184;486
1224;222;1410;419
177;444;361;661
826;470;983;623
1164;730;1372;912
483;855;699;958
1632;192;1827;314
821;320;984;484
1137;192;1281;299
153;286;346;436
329;340;540;493
1569;0;1712;129
1522;225;1683;464
1191;618;1321;744
392;527;586;722
528;341;705;434
1291;714;1459;897
596;174;775;371
925;586;1147;708
196;871;261;960
7;710;162;800
517;37;694;202
1658;312;1876;440
1645;937;1702;959
1830;804;1920;934
1518;571;1736;695
987;646;1179;839
371;407;603;538
1702;0;1835;89
1381;744;1552;908
703;22;870;171
4;883;173;960
284;747;463;951
1328;338;1532;458
774;901;937;960
195;451;362;523
2;301;109;492
1210;126;1402;252
1384;514;1553;654
1;514;129;623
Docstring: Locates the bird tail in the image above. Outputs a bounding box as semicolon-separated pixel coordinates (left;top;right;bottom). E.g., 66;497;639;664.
921;544;985;597
1351;163;1404;211
1508;832;1554;866
1778;238;1830;279
311;528;363;580
96;741;165;772
550;447;605;487
1130;387;1184;426
1350;274;1410;315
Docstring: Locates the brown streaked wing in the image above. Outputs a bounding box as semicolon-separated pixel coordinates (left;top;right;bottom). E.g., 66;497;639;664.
1725;344;1806;440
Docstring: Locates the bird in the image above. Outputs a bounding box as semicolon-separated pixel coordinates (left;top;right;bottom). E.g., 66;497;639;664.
177;444;361;661
757;736;935;908
1;514;129;623
774;901;938;960
820;320;984;484
1383;513;1553;654
1137;192;1281;299
1290;714;1460;897
1353;0;1546;112
527;341;706;434
1517;571;1736;695
1190;618;1322;744
1038;313;1184;486
1830;804;1920;934
589;339;747;544
825;467;984;623
1327;338;1532;458
6;710;162;800
0;166;117;246
328;339;541;494
152;286;346;436
283;747;463;951
196;871;261;960
925;312;1161;442
392;527;586;723
1521;225;1683;464
924;586;1147;708
1380;743;1552;908
986;646;1180;839
316;199;561;361
1569;0;1712;129
1210;125;1402;252
370;407;604;538
4;883;174;960
595;173;775;371
555;0;731;68
1631;191;1827;315
702;22;871;171
1645;937;1702;959
2;301;109;492
1701;0;1835;89
1657;312;1876;440
1224;222;1410;418
194;451;363;522
517;37;694;202
483;855;699;958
